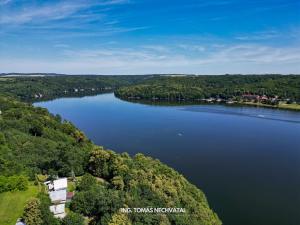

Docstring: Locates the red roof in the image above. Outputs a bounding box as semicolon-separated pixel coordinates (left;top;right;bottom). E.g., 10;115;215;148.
67;192;74;199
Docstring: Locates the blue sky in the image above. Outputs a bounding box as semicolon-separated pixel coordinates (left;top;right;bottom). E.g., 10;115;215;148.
0;0;299;74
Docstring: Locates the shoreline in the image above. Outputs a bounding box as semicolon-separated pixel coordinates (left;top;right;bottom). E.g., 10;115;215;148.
115;96;300;112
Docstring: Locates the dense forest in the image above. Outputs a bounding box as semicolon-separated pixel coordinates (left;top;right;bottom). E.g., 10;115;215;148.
0;87;221;224
115;75;300;105
0;75;153;102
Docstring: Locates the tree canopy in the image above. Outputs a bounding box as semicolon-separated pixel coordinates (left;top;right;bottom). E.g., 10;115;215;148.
0;94;221;224
115;75;300;102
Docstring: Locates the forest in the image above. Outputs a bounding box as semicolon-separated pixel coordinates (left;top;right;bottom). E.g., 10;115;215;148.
114;75;300;109
0;75;153;102
0;79;221;224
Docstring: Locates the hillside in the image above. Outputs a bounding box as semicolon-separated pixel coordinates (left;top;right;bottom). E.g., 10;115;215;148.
115;75;300;104
0;95;221;225
0;75;153;102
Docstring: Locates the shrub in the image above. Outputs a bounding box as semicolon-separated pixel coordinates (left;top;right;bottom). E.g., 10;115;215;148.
0;175;29;193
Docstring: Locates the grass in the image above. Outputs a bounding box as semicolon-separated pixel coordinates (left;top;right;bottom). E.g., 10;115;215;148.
278;103;300;111
0;184;39;225
241;101;300;111
67;180;76;192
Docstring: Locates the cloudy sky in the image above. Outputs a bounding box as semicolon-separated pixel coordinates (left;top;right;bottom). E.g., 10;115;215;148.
0;0;299;74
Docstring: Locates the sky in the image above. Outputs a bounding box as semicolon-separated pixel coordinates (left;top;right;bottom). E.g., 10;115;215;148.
0;0;300;74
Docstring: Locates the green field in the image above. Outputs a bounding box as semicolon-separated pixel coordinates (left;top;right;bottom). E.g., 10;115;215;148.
278;103;300;111
242;102;300;111
0;185;38;225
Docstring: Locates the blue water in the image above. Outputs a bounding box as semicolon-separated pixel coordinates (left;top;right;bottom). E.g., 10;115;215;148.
35;93;300;225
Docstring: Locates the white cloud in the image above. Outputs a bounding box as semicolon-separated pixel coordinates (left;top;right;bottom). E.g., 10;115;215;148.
0;0;128;25
235;31;280;41
1;44;299;74
0;2;83;24
142;45;170;52
178;44;206;52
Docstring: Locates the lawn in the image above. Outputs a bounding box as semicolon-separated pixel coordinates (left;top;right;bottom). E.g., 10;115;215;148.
278;103;300;111
0;184;39;225
242;101;300;111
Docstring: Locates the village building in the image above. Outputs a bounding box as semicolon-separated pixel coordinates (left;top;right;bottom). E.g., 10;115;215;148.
45;177;67;191
49;204;66;218
49;189;67;204
44;178;69;218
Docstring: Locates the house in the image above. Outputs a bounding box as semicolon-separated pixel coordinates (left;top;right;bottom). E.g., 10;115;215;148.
45;178;67;191
53;178;68;190
242;94;259;101
49;189;67;204
260;95;269;101
45;178;68;219
50;204;66;218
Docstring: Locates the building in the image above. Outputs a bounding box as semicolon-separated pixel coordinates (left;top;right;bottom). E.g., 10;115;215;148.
49;204;66;218
45;178;67;191
49;189;67;204
44;178;68;218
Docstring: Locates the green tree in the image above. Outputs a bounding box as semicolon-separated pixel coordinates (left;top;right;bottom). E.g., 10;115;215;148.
111;176;124;190
88;148;112;178
29;121;43;137
0;132;6;145
23;198;43;225
62;212;84;225
77;173;97;191
108;212;132;225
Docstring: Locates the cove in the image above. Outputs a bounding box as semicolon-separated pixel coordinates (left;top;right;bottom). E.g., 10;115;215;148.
34;93;300;225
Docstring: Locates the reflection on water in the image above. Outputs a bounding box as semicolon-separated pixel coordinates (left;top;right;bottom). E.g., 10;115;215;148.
179;105;300;123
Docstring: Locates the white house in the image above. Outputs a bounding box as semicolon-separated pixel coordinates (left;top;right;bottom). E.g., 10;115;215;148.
45;178;67;191
45;178;68;219
53;178;68;191
49;189;67;204
50;204;66;218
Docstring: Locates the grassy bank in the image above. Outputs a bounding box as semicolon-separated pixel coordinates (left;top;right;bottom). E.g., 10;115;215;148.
0;185;38;225
241;102;300;111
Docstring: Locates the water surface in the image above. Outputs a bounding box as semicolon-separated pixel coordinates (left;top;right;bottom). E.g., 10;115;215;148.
35;93;300;225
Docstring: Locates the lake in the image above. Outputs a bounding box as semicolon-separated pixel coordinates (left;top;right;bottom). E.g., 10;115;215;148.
35;93;300;225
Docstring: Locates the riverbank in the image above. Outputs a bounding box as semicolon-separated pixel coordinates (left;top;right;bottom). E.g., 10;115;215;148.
115;95;300;112
240;102;300;111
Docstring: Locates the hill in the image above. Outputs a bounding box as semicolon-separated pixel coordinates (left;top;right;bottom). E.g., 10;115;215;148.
0;94;221;224
115;75;300;109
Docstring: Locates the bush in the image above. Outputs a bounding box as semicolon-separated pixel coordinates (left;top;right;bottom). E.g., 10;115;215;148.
23;198;43;225
0;175;29;193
